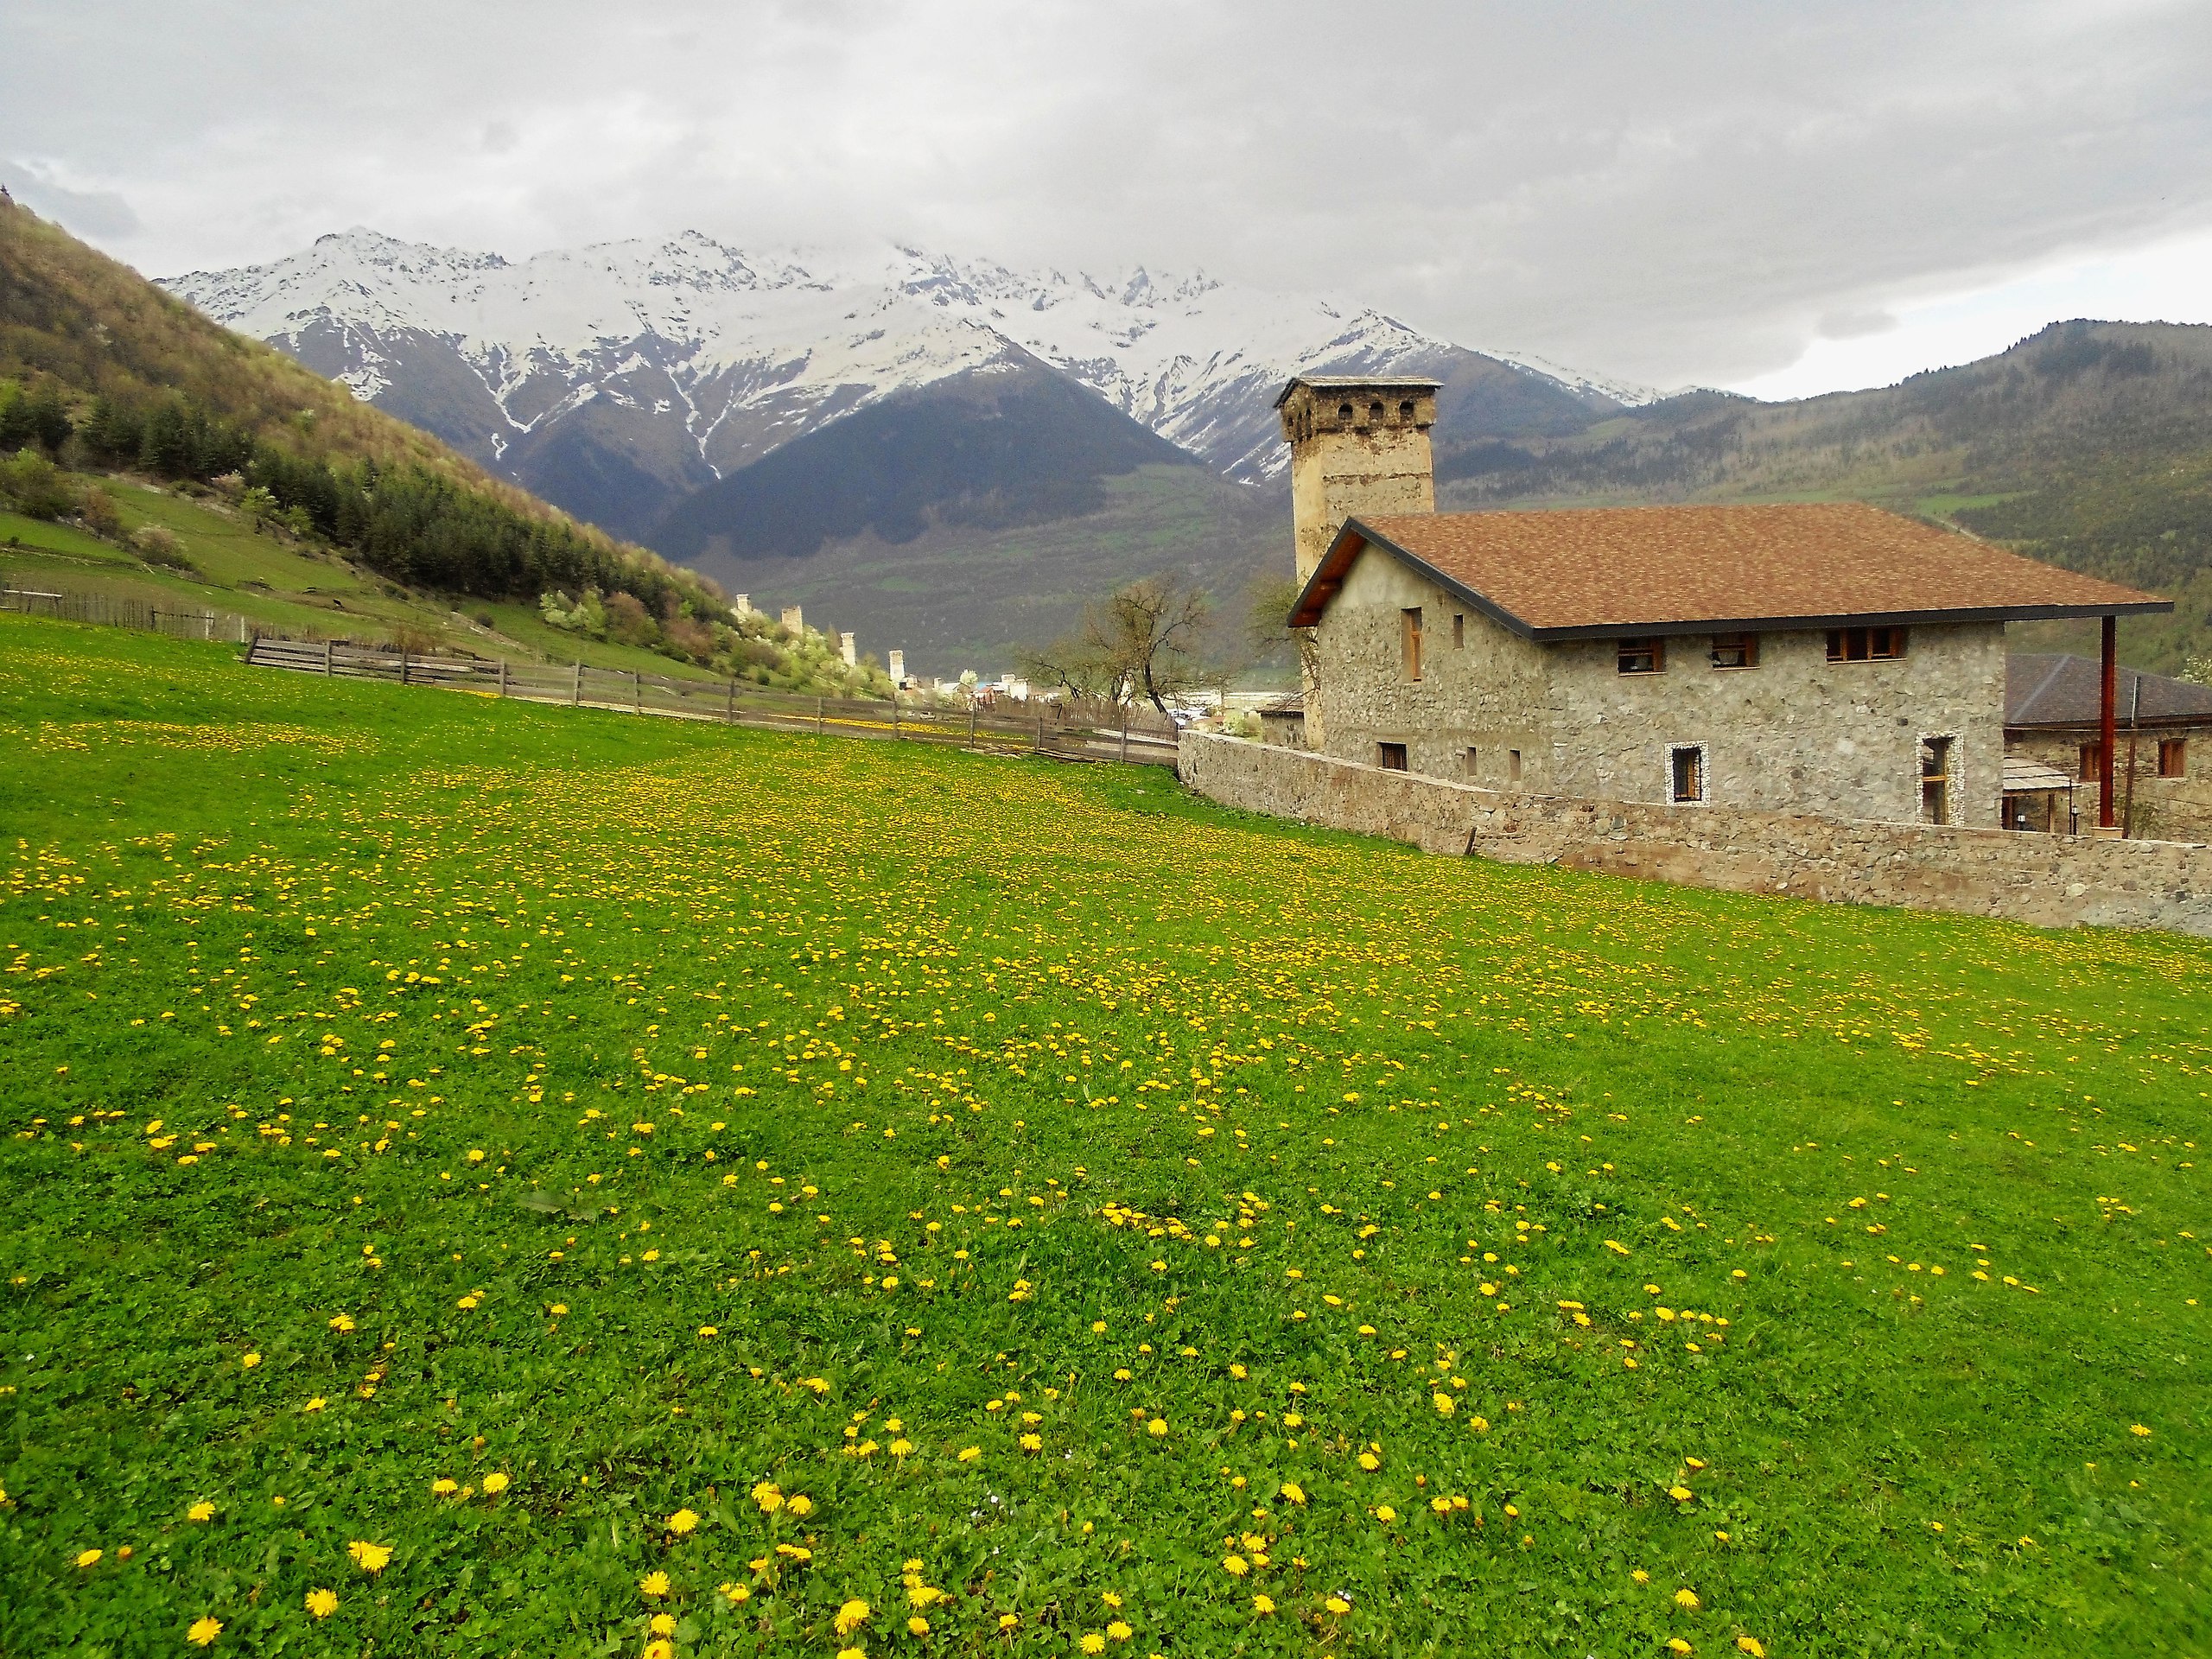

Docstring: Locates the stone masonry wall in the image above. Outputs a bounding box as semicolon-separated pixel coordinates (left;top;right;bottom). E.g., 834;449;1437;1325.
1311;555;1554;788
1179;730;2212;938
1543;621;2007;826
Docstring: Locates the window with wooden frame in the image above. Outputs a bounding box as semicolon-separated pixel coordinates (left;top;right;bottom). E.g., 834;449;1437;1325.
1452;613;1465;650
1377;741;1408;772
1709;632;1759;669
1669;744;1705;804
1617;636;1664;674
1463;747;1479;779
2160;737;2188;778
1826;626;1908;662
1402;607;1424;681
2079;741;2104;781
1920;734;1954;825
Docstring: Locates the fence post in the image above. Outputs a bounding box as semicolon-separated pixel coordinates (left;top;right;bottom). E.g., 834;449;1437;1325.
1035;713;1045;752
573;662;583;707
632;671;642;715
892;696;900;741
817;696;825;737
323;639;334;677
968;703;977;747
498;659;509;697
1120;705;1128;763
399;649;410;686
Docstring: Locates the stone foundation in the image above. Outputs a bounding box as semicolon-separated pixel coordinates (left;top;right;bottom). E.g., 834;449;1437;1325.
1179;731;2212;938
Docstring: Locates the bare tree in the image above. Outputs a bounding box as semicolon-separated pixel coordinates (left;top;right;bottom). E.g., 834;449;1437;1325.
1020;573;1217;717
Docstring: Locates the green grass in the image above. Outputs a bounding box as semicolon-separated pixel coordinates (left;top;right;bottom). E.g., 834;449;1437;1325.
1;614;2207;1658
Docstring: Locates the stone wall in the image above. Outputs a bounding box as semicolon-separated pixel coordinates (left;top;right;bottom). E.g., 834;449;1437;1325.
1543;621;2005;826
1179;730;2212;938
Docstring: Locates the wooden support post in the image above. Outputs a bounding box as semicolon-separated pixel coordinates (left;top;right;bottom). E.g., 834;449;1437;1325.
968;703;977;747
817;696;826;737
1120;705;1128;763
632;671;642;715
573;662;583;707
323;639;334;677
399;648;410;686
725;678;736;724
892;696;901;741
2099;613;2118;830
498;659;509;697
1035;713;1045;752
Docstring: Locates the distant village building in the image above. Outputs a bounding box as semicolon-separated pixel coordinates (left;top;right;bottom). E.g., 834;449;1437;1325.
780;604;804;633
1273;374;2169;831
839;631;857;667
2006;654;2212;838
732;594;753;617
888;649;906;685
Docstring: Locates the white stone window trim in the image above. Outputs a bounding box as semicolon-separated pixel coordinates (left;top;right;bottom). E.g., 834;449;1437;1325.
1667;741;1710;806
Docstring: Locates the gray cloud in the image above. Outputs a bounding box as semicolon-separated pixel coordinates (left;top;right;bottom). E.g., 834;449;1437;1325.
0;158;140;239
3;0;2209;387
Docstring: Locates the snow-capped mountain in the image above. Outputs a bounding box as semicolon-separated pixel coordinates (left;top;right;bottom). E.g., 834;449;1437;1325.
162;228;1642;543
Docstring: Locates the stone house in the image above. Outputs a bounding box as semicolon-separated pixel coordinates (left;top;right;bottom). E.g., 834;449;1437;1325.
2006;653;2212;838
1273;374;2169;830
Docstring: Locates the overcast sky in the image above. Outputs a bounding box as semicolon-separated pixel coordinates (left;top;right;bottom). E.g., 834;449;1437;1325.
6;1;2210;397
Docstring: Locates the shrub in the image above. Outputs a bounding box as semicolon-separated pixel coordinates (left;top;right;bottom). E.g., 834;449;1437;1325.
73;483;123;537
604;591;660;649
130;524;194;571
0;447;76;518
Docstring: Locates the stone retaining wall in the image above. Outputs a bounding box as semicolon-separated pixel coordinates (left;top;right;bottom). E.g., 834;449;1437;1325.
1179;732;2212;938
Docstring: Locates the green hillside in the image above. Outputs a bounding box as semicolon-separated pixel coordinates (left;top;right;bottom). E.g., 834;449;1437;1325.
3;613;2205;1656
0;197;884;692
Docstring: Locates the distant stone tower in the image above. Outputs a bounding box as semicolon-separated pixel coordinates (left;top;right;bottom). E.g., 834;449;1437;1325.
888;649;906;684
1274;376;1440;742
839;632;857;668
780;604;804;634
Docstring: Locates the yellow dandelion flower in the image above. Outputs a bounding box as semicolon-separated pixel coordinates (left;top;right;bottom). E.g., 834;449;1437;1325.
1080;1635;1105;1655
644;1642;673;1659
328;1314;355;1332
1675;1589;1701;1611
1668;1642;1693;1656
75;1548;103;1568
1222;1554;1249;1577
1737;1640;1767;1657
1147;1418;1168;1438
667;1507;699;1534
719;1581;752;1604
835;1599;872;1635
838;1649;866;1659
651;1613;676;1635
1433;1393;1454;1415
480;1473;510;1497
432;1478;459;1495
347;1541;391;1573
639;1570;671;1597
1253;1594;1276;1614
188;1502;215;1523
785;1494;814;1517
1000;1612;1020;1630
1279;1482;1306;1504
958;1446;982;1462
305;1588;338;1618
752;1480;784;1513
1325;1597;1351;1614
241;1353;260;1369
188;1615;223;1646
1107;1619;1133;1641
2132;1424;2152;1437
909;1616;931;1637
1669;1486;1694;1503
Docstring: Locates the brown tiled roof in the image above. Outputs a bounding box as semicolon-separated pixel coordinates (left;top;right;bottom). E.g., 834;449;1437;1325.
1288;503;2170;636
2006;652;2212;728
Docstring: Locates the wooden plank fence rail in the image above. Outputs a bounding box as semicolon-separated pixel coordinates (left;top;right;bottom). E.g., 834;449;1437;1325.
244;638;1182;767
4;585;259;643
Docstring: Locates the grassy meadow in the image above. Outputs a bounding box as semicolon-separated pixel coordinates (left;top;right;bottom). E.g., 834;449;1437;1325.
1;613;2206;1658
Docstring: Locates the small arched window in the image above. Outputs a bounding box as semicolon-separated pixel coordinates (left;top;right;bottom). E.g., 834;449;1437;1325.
1369;401;1385;424
1399;400;1415;422
1337;403;1355;423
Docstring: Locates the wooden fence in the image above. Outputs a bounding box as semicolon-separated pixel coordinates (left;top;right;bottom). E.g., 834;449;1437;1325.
244;637;1183;767
3;585;258;642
